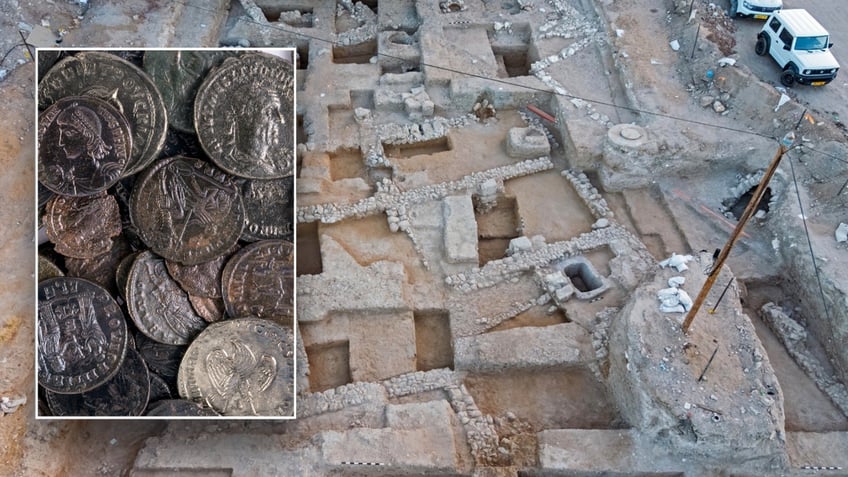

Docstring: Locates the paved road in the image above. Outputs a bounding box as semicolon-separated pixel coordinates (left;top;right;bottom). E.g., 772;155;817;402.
732;0;848;125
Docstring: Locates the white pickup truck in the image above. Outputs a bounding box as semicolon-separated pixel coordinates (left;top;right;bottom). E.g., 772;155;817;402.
755;9;840;87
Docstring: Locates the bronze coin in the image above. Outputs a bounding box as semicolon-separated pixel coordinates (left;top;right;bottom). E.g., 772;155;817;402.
194;53;295;179
126;250;207;346
39;51;167;177
38;255;64;283
38;277;129;394
65;235;132;298
165;244;239;298
222;240;294;327
38;96;131;196
45;347;150;416
129;156;244;265
44;192;122;259
188;295;226;323
239;176;294;242
143;50;239;133
177;317;294;417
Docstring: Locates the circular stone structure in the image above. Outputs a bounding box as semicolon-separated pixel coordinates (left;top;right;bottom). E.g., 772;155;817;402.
607;123;648;149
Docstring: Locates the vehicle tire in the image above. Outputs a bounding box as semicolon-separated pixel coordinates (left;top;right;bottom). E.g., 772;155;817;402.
755;36;769;56
780;68;796;87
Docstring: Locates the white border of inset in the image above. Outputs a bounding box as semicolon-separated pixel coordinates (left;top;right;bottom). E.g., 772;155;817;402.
34;47;298;421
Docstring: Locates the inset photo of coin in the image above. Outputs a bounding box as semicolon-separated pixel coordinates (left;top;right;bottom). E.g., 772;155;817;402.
35;48;296;419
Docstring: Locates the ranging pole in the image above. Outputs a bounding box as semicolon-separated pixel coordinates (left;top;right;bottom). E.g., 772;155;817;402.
682;132;795;333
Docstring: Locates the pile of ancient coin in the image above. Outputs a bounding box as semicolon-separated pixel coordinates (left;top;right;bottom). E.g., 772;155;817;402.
36;49;296;417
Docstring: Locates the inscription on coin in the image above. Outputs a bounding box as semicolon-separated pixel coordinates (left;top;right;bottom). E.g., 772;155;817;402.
38;96;131;196
195;53;294;179
177;317;294;416
130;156;245;265
37;277;128;394
239;177;294;242
45;347;150;416
39;51;167;177
222;240;294;327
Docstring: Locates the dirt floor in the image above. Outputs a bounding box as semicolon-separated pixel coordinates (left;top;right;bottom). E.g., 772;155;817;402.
742;280;848;433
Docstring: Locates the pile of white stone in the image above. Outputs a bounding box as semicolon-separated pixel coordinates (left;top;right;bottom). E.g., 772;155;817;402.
657;253;694;313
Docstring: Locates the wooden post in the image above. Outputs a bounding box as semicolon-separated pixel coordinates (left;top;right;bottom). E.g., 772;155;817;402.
682;134;793;333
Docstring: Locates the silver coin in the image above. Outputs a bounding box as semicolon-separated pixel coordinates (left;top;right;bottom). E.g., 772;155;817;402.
221;240;294;327
126;250;207;346
129;156;244;265
39;51;167;177
194;53;294;179
44;346;150;416
38;277;129;394
177;317;294;417
38;96;132;196
238;176;294;242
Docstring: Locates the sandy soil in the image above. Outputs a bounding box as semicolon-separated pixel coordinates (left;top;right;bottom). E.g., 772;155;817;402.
0;0;845;474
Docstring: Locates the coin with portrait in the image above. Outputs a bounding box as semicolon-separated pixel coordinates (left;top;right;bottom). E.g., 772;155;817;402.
39;51;167;177
38;96;131;196
194;53;294;179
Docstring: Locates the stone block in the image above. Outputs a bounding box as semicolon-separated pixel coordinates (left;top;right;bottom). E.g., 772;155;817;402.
320;427;458;471
836;223;848;243
506;127;551;158
385;400;454;430
454;323;588;372
539;429;642;472
478;178;499;197
443;195;479;264
507;236;532;255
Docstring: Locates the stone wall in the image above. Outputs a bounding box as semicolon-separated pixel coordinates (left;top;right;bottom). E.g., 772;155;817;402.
445;225;635;292
297;157;554;224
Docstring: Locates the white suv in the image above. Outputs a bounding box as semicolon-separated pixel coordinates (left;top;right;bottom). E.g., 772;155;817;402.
755;9;840;87
730;0;782;20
